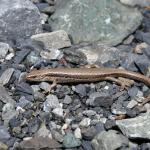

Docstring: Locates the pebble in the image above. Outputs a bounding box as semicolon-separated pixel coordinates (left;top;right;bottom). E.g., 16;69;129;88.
81;127;97;140
82;110;96;117
51;130;63;143
74;127;82;139
128;86;139;98
43;94;61;112
40;49;63;60
63;95;72;104
5;52;14;60
0;68;14;86
31;85;41;93
82;140;93;150
40;82;51;92
72;84;87;97
63;132;81;148
104;119;116;130
16;96;33;108
0;42;10;59
127;100;138;109
52;107;64;118
86;92;114;108
79;118;91;127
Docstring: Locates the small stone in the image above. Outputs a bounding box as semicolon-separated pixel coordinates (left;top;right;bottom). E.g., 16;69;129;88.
63;132;81;148
86;92;113;108
40;49;63;60
0;142;8;150
74;84;87;97
41;6;55;15
40;82;51;92
52;108;64;118
31;30;71;50
74;128;82;139
41;13;49;24
36;123;52;138
81;127;97;140
63;95;72;104
94;122;105;133
5;53;14;60
0;68;14;85
128;86;139;98
82;110;96;117
31;85;41;93
51;130;63;143
134;42;148;54
16;96;33;108
116;112;150;139
104;119;116;130
43;94;60;112
79;118;91;127
0;126;11;142
92;130;129;150
82;140;93;150
127;100;138;109
0;42;9;59
2;103;17;126
0;85;15;104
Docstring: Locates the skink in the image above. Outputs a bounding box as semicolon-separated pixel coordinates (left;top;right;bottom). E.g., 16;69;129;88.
26;67;150;87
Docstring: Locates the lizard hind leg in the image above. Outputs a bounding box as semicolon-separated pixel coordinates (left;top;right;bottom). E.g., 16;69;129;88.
105;77;134;90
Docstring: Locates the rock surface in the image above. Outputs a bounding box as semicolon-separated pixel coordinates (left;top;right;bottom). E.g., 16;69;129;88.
49;0;142;46
31;30;71;50
120;0;150;7
116;112;150;139
0;0;42;42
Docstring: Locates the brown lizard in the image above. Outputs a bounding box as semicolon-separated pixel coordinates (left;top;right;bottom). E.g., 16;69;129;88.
26;67;150;88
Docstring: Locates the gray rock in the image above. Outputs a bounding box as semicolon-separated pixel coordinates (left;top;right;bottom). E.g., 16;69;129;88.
0;125;11;142
120;0;150;7
77;44;120;65
49;0;142;46
63;132;81;148
92;130;129;150
0;68;14;86
73;84;87;97
116;112;150;139
16;96;33;108
79;118;91;127
74;127;82;139
40;49;63;60
39;82;51;92
31;30;71;50
52;107;64;118
0;0;42;42
43;94;61;112
51;130;63;143
86;92;113;108
0;42;9;59
127;100;138;109
63;95;72;104
0;85;15;104
82;110;96;117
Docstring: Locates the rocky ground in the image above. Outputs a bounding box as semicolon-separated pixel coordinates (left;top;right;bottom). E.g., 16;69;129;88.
1;0;150;149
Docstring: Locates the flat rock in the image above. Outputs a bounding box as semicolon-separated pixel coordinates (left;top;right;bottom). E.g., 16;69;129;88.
31;30;71;50
0;125;11;142
116;112;150;139
0;68;14;86
0;0;42;42
49;0;142;46
18;136;62;149
0;85;15;104
92;130;129;150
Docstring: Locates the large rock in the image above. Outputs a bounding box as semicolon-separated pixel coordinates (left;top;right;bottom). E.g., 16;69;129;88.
91;130;129;150
0;0;42;42
120;0;150;7
116;112;150;139
49;0;142;46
